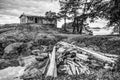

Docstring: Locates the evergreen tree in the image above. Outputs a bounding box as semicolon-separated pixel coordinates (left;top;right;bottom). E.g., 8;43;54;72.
58;0;70;31
59;0;120;34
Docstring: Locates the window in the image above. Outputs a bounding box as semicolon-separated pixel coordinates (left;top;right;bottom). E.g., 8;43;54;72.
28;17;33;21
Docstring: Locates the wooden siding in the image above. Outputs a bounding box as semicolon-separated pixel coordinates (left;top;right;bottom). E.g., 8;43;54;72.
19;15;57;27
20;15;27;23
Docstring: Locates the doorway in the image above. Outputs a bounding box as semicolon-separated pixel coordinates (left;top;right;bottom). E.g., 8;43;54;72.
35;18;38;23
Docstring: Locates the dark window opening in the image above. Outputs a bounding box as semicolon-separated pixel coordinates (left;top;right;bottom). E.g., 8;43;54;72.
35;18;38;23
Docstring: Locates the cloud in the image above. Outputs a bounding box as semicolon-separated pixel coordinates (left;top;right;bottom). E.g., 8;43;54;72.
0;14;19;24
0;0;60;24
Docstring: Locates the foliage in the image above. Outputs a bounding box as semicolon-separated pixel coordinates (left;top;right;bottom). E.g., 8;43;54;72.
58;1;70;31
45;11;57;19
59;0;120;34
83;0;120;33
58;0;94;34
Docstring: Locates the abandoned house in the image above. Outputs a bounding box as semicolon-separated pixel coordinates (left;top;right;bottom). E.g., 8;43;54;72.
19;13;57;26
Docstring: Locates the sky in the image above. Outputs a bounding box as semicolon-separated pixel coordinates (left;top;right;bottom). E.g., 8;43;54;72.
0;0;60;24
0;0;109;28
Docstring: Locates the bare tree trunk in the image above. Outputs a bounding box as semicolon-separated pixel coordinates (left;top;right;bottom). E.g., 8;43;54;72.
79;19;84;34
72;11;77;33
76;19;79;33
79;0;87;34
72;20;76;33
72;17;76;33
118;24;120;35
117;22;120;35
64;17;67;31
63;13;67;31
79;25;83;34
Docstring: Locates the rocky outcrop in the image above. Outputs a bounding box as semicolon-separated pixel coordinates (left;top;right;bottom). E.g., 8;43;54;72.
3;42;23;59
3;42;34;59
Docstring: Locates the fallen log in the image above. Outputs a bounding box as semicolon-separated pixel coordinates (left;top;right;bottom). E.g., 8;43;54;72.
46;46;57;77
20;41;119;79
58;41;118;63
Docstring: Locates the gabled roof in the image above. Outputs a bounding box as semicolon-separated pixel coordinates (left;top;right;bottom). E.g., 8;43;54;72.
19;13;44;18
19;13;57;20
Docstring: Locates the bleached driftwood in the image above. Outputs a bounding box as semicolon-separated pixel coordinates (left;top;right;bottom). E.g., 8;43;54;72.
58;41;118;63
46;46;57;77
45;41;118;77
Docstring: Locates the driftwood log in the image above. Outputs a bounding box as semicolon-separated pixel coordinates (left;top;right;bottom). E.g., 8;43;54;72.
45;41;118;77
20;41;118;79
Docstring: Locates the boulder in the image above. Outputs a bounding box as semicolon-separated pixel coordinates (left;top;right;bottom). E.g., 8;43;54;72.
3;42;23;59
3;42;34;59
4;42;23;54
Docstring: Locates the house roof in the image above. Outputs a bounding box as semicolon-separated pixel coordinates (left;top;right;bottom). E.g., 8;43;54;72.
19;13;56;20
19;13;44;18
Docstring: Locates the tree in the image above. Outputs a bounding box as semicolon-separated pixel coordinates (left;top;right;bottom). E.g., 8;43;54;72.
45;11;58;27
45;11;57;19
59;0;91;34
108;0;120;34
85;0;120;34
59;0;120;34
58;10;68;31
58;0;70;31
68;0;81;33
59;0;80;33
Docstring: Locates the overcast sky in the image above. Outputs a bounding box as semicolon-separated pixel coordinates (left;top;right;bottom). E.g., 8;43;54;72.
0;0;108;28
0;0;60;24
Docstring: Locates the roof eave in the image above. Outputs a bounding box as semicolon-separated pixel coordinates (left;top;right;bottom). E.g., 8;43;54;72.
19;15;24;18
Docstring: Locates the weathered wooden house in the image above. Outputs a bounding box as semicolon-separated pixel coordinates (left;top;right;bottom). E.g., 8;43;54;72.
19;13;57;26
